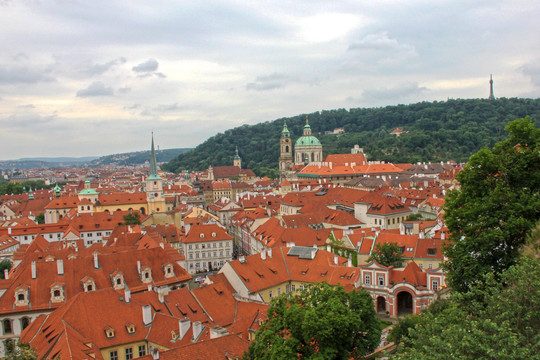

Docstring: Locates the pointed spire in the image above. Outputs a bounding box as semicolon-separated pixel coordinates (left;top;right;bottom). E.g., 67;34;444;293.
234;145;240;160
489;74;495;100
149;132;161;179
281;120;290;137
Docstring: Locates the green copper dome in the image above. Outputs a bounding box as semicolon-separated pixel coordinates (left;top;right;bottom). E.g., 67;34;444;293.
295;136;321;146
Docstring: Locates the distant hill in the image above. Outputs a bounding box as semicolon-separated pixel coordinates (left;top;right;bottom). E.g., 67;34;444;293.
163;98;540;177
89;148;192;167
0;156;99;170
0;149;192;170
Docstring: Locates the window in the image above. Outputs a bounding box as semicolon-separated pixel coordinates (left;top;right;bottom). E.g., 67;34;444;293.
364;274;371;285
3;319;12;335
20;317;30;331
220;242;223;247
291;284;296;292
138;345;147;357
378;275;384;286
18;294;24;301
189;244;192;250
277;287;281;296
286;284;290;292
125;347;133;360
269;291;273;298
189;254;193;259
428;263;433;269
432;280;439;291
427;248;437;256
109;350;118;360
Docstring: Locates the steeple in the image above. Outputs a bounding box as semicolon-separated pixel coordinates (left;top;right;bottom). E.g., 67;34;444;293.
233;145;242;168
281;120;290;137
303;115;312;136
488;74;495;100
148;132;161;180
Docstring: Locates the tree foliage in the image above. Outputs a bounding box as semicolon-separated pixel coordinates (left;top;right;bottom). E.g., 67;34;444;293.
164;98;540;174
394;256;540;359
0;259;12;279
122;212;141;225
0;181;52;196
5;342;37;360
368;242;403;268
243;282;380;360
443;117;540;292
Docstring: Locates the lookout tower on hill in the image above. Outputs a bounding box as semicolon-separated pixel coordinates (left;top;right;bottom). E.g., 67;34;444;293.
488;74;495;100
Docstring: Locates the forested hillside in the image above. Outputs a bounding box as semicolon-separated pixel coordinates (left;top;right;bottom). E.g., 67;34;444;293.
164;98;540;177
90;148;191;167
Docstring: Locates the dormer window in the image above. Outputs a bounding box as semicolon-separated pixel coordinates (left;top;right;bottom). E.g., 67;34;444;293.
126;322;136;334
111;272;125;290
50;282;65;303
82;277;96;292
140;267;152;284
211;232;216;237
200;233;205;238
14;286;29;306
164;264;174;278
104;326;115;338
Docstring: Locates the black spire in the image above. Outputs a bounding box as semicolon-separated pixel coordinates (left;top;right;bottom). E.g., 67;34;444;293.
488;74;495;100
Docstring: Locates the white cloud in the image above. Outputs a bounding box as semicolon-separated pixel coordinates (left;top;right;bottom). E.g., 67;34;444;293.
76;82;114;97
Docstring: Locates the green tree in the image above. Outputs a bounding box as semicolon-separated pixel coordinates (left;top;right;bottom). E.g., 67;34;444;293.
122;212;141;225
35;213;44;224
0;260;12;279
368;242;403;268
395;256;540;359
243;282;380;360
5;342;37;360
443;117;540;292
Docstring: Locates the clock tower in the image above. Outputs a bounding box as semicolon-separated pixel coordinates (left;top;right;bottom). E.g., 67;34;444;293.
279;120;293;179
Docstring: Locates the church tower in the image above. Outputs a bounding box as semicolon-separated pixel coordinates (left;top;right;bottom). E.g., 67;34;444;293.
279;120;293;178
294;116;322;166
233;146;242;168
488;74;495;100
145;133;165;214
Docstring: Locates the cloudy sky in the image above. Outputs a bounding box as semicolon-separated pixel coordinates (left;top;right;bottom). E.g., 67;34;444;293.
1;0;539;160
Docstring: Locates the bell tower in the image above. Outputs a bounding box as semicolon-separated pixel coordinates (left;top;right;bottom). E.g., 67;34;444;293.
145;133;165;213
233;146;242;168
279;120;293;178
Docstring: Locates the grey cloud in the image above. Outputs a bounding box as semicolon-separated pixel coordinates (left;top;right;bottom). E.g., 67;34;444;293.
359;82;428;102
246;73;295;91
140;103;190;116
0;66;55;84
85;57;126;75
132;58;159;73
521;62;540;88
17;104;35;109
1;112;57;129
348;32;417;58
118;86;131;94
76;82;114;97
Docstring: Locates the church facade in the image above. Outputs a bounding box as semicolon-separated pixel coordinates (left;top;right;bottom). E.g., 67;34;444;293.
279;118;323;178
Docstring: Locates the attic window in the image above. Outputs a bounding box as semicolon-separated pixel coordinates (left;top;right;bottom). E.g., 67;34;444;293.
126;323;136;334
105;327;115;338
427;248;437;256
200;233;205;238
321;271;328;277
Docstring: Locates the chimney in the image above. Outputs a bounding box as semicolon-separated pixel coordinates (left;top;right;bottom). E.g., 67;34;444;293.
31;261;37;279
441;231;446;240
311;247;317;259
4;269;8;280
57;259;64;275
137;261;141;274
333;255;338;265
239;255;246;264
261;249;267;261
326;245;331;252
124;288;131;303
160;242;164;249
267;248;272;258
419;230;425;239
151;348;160;360
148;284;153;291
93;252;99;269
179;318;191;339
192;321;203;340
142;305;152;326
399;224;405;235
7;227;11;235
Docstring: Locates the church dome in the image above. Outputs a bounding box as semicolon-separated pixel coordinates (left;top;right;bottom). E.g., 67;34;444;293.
295;135;321;147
